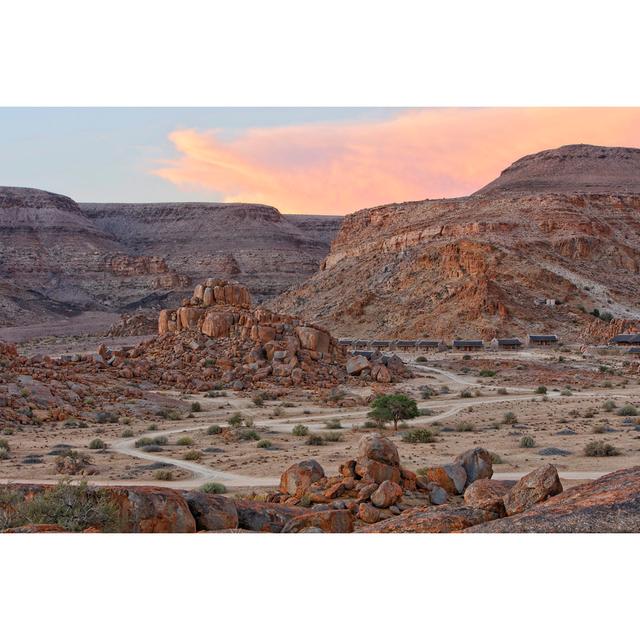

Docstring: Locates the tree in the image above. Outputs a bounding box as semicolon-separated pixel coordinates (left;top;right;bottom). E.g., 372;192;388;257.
368;394;419;431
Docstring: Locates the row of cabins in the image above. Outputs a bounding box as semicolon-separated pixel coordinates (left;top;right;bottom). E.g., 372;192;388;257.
338;335;560;352
609;334;640;357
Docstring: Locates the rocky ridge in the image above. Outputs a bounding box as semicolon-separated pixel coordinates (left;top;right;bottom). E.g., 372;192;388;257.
273;145;640;341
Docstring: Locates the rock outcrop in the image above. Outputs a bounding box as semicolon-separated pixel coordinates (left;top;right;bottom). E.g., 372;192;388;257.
273;145;640;341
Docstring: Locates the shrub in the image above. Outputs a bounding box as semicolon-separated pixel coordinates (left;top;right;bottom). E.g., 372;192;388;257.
502;412;517;425
227;412;244;428
419;408;434;416
96;411;119;424
440;385;450;394
271;406;284;418
88;438;107;450
454;421;474;432
244;415;255;428
2;428;14;435
305;434;324;446
183;450;202;460
490;452;503;464
0;447;9;460
401;428;435;443
324;418;343;430
200;482;226;494
519;435;536;448
207;425;222;435
420;386;436;399
584;440;620;457
191;401;202;413
237;429;259;441
322;432;343;443
617;404;638;417
152;436;168;446
460;389;472;398
252;395;265;407
599;311;613;322
156;408;181;421
176;436;194;446
256;439;272;449
121;429;134;438
141;445;163;453
591;424;606;434
0;438;10;451
479;369;497;377
135;437;153;448
2;481;119;532
153;469;174;480
147;424;158;431
416;356;427;362
497;387;508;395
560;388;573;396
292;424;309;436
534;386;547;395
368;394;419;430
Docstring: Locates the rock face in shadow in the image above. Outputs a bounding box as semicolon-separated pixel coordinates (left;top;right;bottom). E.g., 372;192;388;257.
273;145;640;341
465;466;640;533
0;187;341;329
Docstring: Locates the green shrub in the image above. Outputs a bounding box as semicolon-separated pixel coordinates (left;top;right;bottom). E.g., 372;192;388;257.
617;404;638;417
490;452;503;464
454;421;474;432
292;424;309;436
519;435;536;448
183;450;202;461
2;428;14;435
497;387;508;395
147;424;158;431
420;386;436;399
322;432;343;443
502;412;517;425
602;400;616;412
1;481;119;532
534;386;547;395
152;436;168;446
416;356;427;362
153;469;174;481
96;411;119;424
0;438;10;451
368;394;419;430
121;428;134;438
479;369;496;377
401;428;435;443
191;401;202;413
237;429;259;441
88;438;107;450
134;437;153;448
305;434;324;446
156;408;181;421
460;389;472;398
227;412;244;428
200;482;226;494
324;418;343;430
560;388;573;396
0;447;9;460
205;390;227;398
176;436;194;446
256;439;272;449
591;424;606;434
584;440;620;457
207;425;222;435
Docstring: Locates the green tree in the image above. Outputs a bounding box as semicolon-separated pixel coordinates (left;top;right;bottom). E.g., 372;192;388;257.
368;394;419;431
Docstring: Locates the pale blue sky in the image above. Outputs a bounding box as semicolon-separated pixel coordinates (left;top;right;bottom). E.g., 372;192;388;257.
0;108;402;203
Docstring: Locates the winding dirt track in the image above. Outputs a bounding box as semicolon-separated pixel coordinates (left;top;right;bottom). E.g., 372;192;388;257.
1;363;630;489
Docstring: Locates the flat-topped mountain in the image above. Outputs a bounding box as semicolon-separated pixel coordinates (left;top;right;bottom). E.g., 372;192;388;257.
273;145;640;341
0;188;341;329
476;144;640;196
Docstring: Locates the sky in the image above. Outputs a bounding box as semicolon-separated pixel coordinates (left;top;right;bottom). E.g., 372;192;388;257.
2;107;640;214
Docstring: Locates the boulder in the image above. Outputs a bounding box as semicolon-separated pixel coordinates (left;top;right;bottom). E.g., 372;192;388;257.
370;480;404;508
279;460;325;497
281;509;355;533
358;502;382;524
357;433;400;467
428;484;449;505
355;459;401;485
360;504;498;533
463;479;515;516
454;447;493;485
502;464;563;516
182;492;239;531
422;463;467;495
234;499;309;533
371;363;392;383
467;466;640;533
295;326;331;354
346;355;371;375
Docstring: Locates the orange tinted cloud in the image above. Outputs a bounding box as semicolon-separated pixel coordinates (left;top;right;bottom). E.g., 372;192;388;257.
154;108;640;214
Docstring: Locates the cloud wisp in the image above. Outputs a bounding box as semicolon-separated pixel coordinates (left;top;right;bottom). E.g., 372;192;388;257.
153;108;640;214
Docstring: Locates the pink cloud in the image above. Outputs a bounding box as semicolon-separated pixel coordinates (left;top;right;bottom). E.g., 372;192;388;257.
153;108;640;214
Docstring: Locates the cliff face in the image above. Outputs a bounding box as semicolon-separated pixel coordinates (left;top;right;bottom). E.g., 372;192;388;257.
272;145;640;341
0;189;341;328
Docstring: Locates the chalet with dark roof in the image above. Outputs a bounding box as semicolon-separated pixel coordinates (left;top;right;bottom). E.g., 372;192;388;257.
452;339;484;351
627;346;640;357
417;339;442;350
610;334;640;345
527;334;559;346
395;339;417;351
491;337;523;350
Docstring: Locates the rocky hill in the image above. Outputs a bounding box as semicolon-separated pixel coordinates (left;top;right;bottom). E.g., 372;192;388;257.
273;145;640;341
0;187;341;329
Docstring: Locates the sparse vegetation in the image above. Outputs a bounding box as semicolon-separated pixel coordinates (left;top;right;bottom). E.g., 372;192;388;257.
368;394;419;430
519;435;536;448
479;369;497;377
534;386;547;395
584;440;620;457
324;418;343;430
602;400;617;412
305;434;324;446
183;450;202;460
322;432;343;443
237;429;260;441
497;387;508;395
502;411;517;425
135;437;153;448
88;438;107;450
454;421;474;432
489;452;503;464
191;401;202;412
200;482;226;494
401;428;436;443
460;389;472;398
292;424;309;436
207;425;222;435
153;469;174;481
256;439;272;449
121;428;134;438
617;404;638;417
176;436;194;446
227;412;244;428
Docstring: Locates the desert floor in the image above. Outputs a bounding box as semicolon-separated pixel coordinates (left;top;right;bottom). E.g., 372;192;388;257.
2;344;639;497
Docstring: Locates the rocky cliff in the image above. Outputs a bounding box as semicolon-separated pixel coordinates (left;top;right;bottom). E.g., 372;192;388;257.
0;188;341;329
273;145;640;340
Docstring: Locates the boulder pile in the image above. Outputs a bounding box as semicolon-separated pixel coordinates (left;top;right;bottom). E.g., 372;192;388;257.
346;350;411;383
99;279;349;392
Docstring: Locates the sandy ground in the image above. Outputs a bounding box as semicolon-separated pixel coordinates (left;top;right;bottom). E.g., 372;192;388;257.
2;347;639;496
